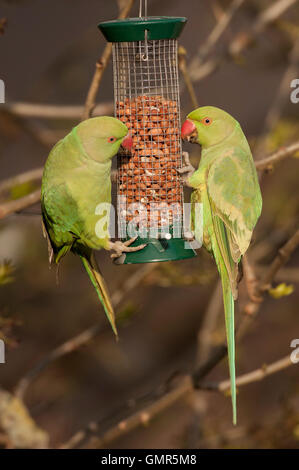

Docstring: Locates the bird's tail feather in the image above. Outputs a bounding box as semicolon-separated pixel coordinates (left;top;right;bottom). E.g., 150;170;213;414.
220;263;237;425
79;251;117;337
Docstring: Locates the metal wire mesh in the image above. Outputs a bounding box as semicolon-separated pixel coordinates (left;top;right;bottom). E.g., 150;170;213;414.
113;39;183;237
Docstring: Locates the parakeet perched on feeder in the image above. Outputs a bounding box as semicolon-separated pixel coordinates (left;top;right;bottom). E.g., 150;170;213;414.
41;116;145;336
180;106;262;424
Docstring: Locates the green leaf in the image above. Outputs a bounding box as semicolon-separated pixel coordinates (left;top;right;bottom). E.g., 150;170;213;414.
269;283;294;299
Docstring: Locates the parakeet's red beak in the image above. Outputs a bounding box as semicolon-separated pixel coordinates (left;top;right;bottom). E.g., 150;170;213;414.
122;135;133;150
181;119;197;140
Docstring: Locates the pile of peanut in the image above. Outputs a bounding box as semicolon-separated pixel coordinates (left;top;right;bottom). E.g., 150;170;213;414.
117;95;182;229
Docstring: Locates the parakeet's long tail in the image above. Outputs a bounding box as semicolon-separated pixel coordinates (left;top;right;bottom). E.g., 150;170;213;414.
79;251;117;337
220;263;237;425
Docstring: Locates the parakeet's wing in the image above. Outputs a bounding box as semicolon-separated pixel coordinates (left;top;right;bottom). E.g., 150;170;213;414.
207;146;262;261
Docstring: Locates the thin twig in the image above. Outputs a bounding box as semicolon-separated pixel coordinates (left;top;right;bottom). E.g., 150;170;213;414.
242;254;263;303
255;141;299;170
178;46;199;108
260;229;299;292
244;229;299;315
1;139;297;220
229;0;299;56
62;228;299;448
81;0;135;121
0;189;41;220
62;376;193;449
188;0;245;82
196;280;222;367
0;387;49;449
4;102;113;120
254;38;299;159
0;168;43;194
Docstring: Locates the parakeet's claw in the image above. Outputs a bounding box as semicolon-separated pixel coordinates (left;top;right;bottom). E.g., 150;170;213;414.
177;152;195;187
109;237;147;261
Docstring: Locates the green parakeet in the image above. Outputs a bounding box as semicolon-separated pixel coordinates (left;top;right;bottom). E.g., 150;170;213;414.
181;106;262;424
41;116;144;337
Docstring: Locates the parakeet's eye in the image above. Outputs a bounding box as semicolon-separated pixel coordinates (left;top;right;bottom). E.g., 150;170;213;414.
202;117;212;126
108;136;117;143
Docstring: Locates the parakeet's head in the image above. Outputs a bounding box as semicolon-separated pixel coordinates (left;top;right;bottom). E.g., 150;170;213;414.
181;106;238;148
76;116;132;162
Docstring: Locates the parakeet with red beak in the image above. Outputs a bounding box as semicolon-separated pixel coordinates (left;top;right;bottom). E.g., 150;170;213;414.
41;116;144;337
181;106;262;424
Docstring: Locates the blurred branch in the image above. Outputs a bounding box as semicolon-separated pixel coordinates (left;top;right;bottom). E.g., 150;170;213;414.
67;350;295;448
196;280;222;367
229;0;299;56
1;138;297;219
0;189;41;220
242;254;262;303
0;387;48;449
81;0;135;121
0;168;43;194
254;38;299;158
0;17;7;36
15;263;156;400
210;0;226;22
189;0;245;80
255;140;299;170
204;354;294;391
260;229;299;292
63;228;299;448
5;102;113;119
189;0;299;83
0;169;118;216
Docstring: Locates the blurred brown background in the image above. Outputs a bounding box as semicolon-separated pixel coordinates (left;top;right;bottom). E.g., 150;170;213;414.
0;0;299;449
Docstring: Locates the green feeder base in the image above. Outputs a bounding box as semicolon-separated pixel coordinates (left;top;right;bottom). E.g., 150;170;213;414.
121;236;197;264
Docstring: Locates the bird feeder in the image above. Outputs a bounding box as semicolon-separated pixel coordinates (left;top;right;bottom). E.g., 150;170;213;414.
98;15;196;264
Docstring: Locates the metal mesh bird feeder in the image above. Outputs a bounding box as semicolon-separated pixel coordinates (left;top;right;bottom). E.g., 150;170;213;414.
99;9;196;264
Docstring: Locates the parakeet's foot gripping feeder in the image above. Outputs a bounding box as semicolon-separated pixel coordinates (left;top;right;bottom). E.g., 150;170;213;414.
99;7;196;264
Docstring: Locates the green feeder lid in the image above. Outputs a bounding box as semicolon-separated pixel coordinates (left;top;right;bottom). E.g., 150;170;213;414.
98;16;187;43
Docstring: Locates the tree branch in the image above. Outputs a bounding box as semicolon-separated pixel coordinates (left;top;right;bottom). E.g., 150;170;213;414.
0;168;43;195
178;46;199;108
188;0;245;82
60;227;299;448
0;387;48;449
